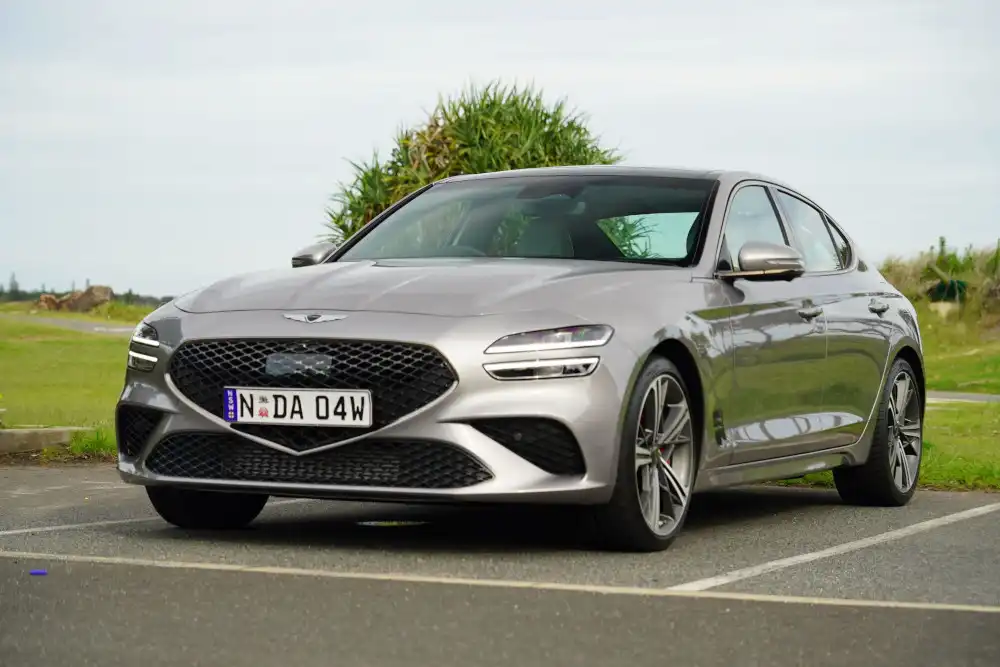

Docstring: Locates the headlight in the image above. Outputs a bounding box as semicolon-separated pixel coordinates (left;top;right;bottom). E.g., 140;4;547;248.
131;321;159;348
483;356;601;381
127;350;157;372
484;325;613;354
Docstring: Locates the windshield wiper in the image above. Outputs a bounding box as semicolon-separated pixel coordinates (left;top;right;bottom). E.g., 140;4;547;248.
589;257;687;267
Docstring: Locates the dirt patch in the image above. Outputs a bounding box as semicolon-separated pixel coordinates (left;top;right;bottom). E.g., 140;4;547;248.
0;449;115;467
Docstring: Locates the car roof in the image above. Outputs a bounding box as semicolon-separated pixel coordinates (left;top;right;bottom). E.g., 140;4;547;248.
438;164;791;189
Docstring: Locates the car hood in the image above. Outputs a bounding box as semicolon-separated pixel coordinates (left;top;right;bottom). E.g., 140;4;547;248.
175;258;691;318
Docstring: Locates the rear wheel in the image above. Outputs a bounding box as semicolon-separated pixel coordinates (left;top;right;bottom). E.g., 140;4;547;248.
146;486;269;529
593;356;698;552
833;357;923;506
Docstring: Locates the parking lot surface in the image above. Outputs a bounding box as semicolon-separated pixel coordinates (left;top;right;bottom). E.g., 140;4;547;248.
2;465;998;666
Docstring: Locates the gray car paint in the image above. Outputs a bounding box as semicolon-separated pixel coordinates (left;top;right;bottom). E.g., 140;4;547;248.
117;165;924;503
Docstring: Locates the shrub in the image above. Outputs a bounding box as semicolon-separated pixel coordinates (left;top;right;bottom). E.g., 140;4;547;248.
879;236;1000;318
323;80;621;243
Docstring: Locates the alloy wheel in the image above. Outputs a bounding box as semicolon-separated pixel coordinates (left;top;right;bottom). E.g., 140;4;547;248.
634;373;695;536
886;370;922;493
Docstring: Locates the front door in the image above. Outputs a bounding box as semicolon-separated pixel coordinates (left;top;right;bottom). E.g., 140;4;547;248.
715;184;831;465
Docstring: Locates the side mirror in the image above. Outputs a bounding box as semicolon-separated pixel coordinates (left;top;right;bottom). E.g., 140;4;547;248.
718;241;805;282
291;241;338;268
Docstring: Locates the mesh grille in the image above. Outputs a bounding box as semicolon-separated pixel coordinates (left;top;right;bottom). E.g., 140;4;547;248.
469;418;586;475
144;432;493;489
116;405;163;458
167;338;457;451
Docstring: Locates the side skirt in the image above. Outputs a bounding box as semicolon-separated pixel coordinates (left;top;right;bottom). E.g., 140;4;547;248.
694;440;867;492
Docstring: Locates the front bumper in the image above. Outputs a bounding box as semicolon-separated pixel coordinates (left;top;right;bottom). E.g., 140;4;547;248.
115;309;637;505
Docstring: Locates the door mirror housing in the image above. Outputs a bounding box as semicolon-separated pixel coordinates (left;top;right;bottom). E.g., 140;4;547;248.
291;241;339;268
718;241;806;282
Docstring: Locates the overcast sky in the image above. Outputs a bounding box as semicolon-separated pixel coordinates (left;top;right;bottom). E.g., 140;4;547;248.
1;0;997;297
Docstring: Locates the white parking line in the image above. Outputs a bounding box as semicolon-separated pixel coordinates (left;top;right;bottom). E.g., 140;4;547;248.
0;498;312;537
0;518;159;537
668;502;1000;592
0;548;998;615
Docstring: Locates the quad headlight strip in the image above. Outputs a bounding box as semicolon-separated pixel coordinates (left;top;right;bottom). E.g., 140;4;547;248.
484;324;613;355
128;322;160;372
483;356;601;381
483;325;611;380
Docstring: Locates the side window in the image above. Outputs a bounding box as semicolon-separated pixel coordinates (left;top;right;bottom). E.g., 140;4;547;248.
826;219;852;269
722;186;787;270
775;192;841;272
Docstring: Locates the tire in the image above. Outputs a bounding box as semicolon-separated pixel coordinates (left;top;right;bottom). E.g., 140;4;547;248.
146;486;269;529
591;356;699;552
833;357;923;507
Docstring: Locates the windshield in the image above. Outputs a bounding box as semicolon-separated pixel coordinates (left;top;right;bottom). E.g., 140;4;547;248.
336;174;716;265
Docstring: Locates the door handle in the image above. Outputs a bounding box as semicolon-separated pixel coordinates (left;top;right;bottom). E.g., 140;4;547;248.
869;299;889;315
797;306;823;320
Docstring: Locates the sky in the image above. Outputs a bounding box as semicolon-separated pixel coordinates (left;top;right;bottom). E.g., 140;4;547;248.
1;0;997;297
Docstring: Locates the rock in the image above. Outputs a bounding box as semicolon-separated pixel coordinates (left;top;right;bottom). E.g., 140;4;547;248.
928;302;959;320
53;285;114;313
36;294;59;310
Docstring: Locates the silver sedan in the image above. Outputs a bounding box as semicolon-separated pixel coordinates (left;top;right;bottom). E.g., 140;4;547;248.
116;166;925;552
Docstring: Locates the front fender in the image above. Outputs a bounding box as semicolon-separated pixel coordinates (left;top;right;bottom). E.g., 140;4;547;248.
613;302;735;473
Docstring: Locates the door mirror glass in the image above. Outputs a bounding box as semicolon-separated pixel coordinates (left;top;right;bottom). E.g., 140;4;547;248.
719;241;805;281
291;241;338;268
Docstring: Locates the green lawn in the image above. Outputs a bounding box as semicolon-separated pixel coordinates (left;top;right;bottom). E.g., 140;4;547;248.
0;319;124;458
0;299;154;327
917;302;1000;395
923;341;1000;395
1;316;998;488
781;401;1000;491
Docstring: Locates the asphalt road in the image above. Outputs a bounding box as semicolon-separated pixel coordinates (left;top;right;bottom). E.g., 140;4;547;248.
1;313;135;336
1;465;999;666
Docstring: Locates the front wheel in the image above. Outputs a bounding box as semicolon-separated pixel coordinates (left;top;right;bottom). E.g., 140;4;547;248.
592;356;699;552
833;357;923;506
146;486;269;529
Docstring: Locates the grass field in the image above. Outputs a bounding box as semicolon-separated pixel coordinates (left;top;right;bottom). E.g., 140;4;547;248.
0;299;154;326
916;303;1000;394
1;315;997;489
0;318;124;459
782;401;1000;491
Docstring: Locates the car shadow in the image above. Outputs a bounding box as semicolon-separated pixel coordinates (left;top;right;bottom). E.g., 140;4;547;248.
147;484;846;554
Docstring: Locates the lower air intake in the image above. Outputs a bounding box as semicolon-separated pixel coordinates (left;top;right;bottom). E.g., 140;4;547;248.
468;417;586;475
116;405;163;459
144;432;493;489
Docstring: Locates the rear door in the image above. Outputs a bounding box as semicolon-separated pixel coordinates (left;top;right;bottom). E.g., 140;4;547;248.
773;188;895;446
715;183;831;465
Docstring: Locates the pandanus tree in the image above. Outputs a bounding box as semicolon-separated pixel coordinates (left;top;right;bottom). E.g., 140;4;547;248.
322;81;650;254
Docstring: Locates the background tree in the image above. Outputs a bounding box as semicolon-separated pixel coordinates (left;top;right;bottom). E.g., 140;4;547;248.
7;272;20;301
323;81;624;244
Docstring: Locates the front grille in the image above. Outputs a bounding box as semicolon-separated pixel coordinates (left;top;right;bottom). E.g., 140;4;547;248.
469;418;586;475
144;432;493;489
167;338;457;451
116;405;163;458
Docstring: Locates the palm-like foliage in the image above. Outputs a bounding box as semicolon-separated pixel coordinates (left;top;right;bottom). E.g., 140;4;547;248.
880;236;1000;315
323;81;623;242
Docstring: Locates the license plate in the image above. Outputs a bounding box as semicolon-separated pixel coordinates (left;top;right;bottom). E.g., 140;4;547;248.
222;387;373;427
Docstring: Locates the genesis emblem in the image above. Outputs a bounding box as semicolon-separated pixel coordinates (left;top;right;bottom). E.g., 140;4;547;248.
283;313;347;324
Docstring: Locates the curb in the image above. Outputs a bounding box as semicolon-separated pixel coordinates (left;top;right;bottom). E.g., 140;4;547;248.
0;427;93;455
